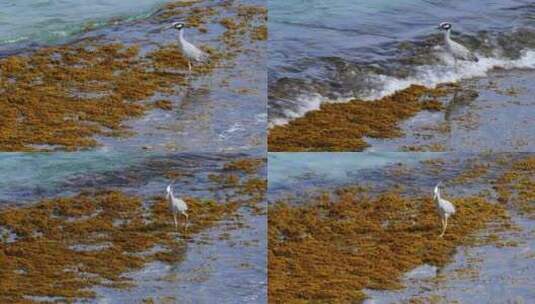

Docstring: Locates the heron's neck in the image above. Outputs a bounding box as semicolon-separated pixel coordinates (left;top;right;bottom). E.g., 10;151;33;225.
178;30;185;44
169;191;175;200
444;30;451;43
434;189;441;202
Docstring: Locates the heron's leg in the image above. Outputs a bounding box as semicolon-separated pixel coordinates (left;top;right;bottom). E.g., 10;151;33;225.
173;214;178;231
439;217;445;237
440;216;449;237
182;212;189;233
188;61;192;73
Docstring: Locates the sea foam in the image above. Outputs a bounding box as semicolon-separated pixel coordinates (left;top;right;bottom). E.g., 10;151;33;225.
270;49;535;127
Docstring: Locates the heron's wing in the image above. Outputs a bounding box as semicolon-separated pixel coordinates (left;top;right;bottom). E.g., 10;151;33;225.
196;47;209;61
468;52;479;62
184;41;208;61
177;198;188;211
441;199;456;214
451;40;477;61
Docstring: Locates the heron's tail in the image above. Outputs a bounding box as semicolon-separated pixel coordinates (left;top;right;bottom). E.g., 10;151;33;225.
200;51;210;62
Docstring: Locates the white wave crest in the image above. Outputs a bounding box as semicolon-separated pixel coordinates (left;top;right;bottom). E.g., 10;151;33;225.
366;49;535;100
270;49;535;127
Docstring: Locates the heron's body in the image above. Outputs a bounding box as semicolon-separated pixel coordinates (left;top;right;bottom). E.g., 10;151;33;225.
173;22;207;72
433;182;455;237
166;185;188;230
439;22;478;63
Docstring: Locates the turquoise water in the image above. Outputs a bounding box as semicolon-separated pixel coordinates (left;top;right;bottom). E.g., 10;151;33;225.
0;152;148;202
0;152;259;203
0;0;166;49
268;152;441;196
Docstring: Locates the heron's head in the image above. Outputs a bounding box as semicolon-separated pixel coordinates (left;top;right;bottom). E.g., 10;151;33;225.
166;185;172;198
433;182;442;199
172;22;185;31
437;22;452;31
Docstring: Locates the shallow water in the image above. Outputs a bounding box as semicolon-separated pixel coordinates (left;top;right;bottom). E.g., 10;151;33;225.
268;152;526;200
366;69;535;152
268;0;535;126
92;0;267;154
0;152;266;303
95;210;267;303
268;152;535;303
0;151;264;204
366;214;535;303
268;152;439;198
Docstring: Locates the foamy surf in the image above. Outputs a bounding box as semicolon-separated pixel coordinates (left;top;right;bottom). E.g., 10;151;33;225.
270;49;535;127
367;49;535;100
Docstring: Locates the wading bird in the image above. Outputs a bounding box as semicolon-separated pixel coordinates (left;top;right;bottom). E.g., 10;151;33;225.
437;22;478;63
171;22;208;72
433;182;456;238
166;184;189;230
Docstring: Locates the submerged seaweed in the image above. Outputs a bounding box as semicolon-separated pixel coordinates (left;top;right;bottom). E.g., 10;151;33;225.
0;157;267;302
268;153;535;303
494;156;535;218
268;85;452;152
268;188;510;303
0;191;238;302
0;1;267;151
0;40;213;151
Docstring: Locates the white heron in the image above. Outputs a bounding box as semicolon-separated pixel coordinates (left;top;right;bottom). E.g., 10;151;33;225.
437;22;478;64
171;22;208;72
433;182;456;238
166;184;189;230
